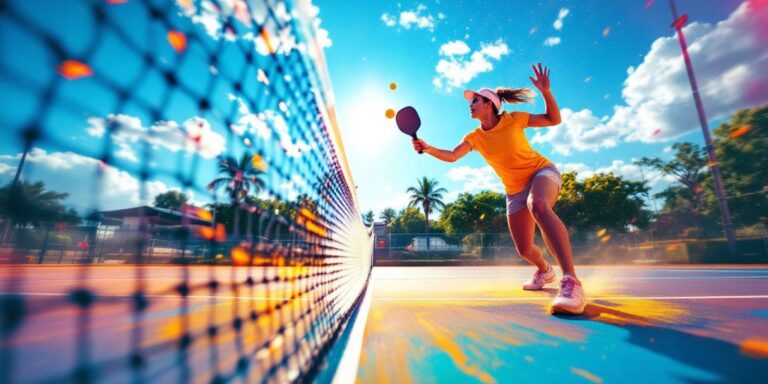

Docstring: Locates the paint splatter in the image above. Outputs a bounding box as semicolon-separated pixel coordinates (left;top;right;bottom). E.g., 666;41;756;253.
596;228;607;238
167;30;187;52
389;82;397;91
58;60;93;80
385;109;395;119
252;154;268;171
231;246;249;266
730;125;752;138
600;235;612;243
652;128;662;136
571;367;603;383
740;339;768;358
602;27;610;37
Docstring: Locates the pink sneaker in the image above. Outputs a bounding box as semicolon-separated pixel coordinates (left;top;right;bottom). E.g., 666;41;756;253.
551;275;586;315
522;264;556;290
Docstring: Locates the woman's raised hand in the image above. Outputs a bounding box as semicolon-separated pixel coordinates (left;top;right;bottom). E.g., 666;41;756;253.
529;63;551;93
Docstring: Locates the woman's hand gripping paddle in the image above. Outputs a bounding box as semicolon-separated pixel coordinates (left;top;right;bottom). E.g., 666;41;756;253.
396;106;423;154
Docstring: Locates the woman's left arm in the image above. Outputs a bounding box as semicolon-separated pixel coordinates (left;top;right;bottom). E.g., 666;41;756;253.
527;63;562;128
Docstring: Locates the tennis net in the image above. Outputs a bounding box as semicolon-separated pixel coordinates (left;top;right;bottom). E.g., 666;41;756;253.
0;0;372;382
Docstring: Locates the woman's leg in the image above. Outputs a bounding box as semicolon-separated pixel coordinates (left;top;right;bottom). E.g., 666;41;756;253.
507;207;549;272
527;176;577;277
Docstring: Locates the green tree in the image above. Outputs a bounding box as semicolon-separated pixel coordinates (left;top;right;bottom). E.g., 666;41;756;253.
362;210;374;226
706;104;768;226
636;142;709;215
379;208;397;226
153;190;189;211
207;152;265;237
406;177;447;234
438;191;506;235
555;172;651;232
1;180;81;242
390;207;426;234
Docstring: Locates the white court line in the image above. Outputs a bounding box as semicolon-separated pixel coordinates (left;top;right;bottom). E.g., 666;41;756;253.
374;276;768;280
333;288;372;384
372;295;768;302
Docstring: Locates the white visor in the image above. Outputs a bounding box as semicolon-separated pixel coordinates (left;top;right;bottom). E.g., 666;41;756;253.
463;88;501;111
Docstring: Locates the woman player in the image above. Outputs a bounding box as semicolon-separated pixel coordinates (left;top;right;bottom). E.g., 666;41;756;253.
412;64;585;315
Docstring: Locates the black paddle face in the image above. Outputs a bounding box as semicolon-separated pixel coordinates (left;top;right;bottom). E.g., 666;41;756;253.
396;106;421;138
396;106;423;154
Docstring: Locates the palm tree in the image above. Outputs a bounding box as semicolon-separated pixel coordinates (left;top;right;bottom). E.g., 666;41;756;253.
379;208;397;226
407;177;447;238
1;180;79;244
361;210;374;226
207;152;265;238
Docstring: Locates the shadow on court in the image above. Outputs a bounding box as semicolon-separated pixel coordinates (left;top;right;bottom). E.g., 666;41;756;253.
562;303;768;383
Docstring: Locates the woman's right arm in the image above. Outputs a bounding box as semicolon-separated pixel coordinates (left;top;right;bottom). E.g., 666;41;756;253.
412;139;472;163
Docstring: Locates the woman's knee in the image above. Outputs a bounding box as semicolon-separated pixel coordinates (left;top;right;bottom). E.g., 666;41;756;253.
526;195;551;218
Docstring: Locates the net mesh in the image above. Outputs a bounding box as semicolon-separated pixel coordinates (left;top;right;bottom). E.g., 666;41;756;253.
0;0;372;382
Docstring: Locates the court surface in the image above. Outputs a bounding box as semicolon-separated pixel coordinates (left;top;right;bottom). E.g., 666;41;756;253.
353;266;768;383
3;265;768;383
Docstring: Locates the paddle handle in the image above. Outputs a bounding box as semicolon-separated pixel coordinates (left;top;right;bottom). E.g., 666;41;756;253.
412;133;423;155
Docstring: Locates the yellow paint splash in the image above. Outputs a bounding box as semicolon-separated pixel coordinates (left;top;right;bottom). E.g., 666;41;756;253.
571;367;603;383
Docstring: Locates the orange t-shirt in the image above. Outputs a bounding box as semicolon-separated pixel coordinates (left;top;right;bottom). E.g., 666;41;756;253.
462;111;553;195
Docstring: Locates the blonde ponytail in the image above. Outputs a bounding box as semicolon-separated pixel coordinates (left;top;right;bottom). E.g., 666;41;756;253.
496;88;534;105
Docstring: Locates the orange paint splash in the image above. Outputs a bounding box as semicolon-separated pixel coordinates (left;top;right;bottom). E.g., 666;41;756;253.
58;60;93;80
260;27;275;54
167;30;187;52
389;82;397;90
385;109;395;119
231;246;249;266
740;339;768;358
197;224;226;242
730;125;752;138
251;154;268;171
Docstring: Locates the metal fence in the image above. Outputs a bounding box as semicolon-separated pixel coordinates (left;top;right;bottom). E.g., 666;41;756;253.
374;225;768;265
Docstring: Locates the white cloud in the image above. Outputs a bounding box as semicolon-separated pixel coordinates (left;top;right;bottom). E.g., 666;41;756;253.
86;114;226;161
445;165;504;193
178;0;332;55
228;95;311;158
439;40;470;56
381;13;396;27
543;37;561;46
553;8;569;30
533;3;768;154
433;39;510;90
381;4;438;32
0;148;172;212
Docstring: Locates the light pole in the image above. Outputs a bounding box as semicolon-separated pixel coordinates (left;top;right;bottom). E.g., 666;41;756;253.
667;0;737;257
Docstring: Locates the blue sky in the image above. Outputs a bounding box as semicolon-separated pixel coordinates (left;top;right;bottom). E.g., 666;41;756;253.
315;0;766;216
0;0;765;218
